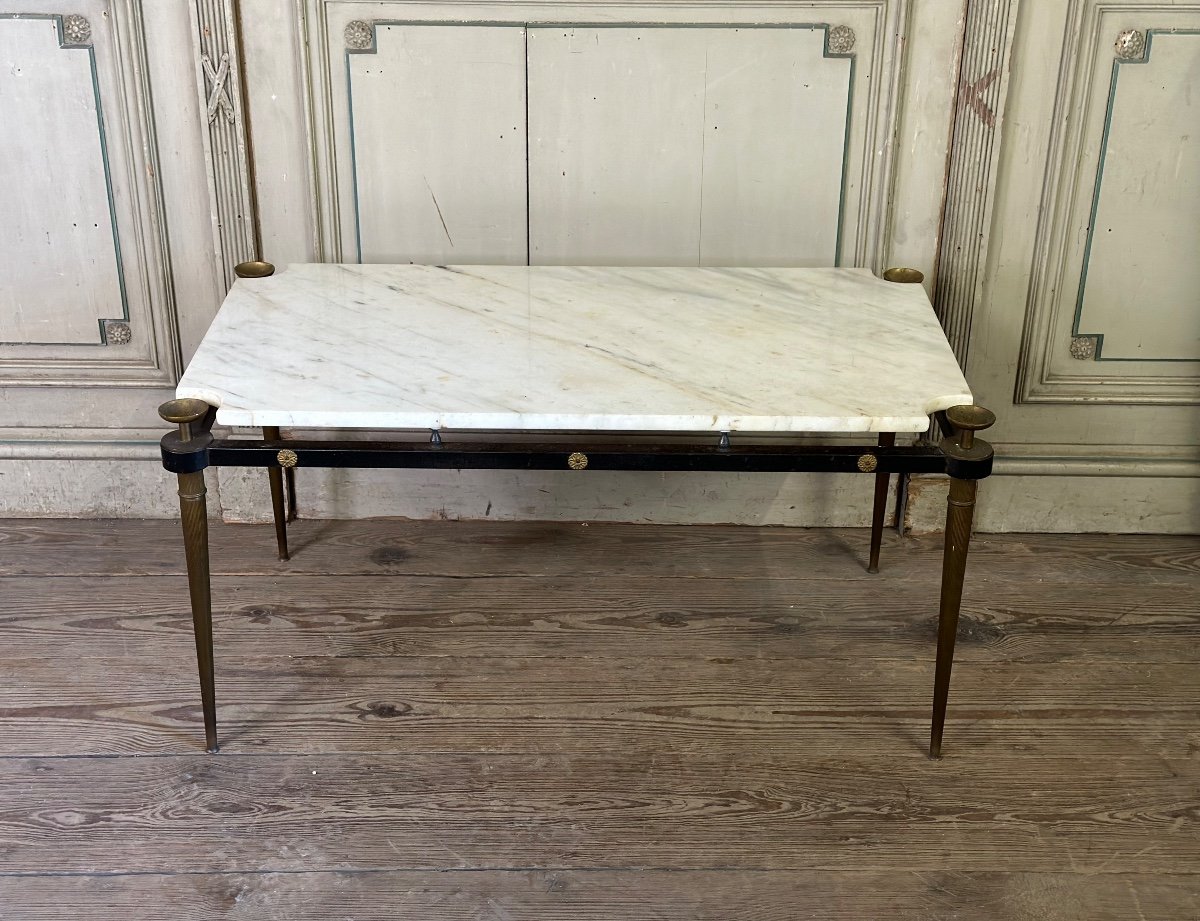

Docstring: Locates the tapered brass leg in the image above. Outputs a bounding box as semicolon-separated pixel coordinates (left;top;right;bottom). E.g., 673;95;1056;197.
264;425;289;561
867;432;895;573
160;398;219;754
929;404;995;759
177;469;218;753
929;476;976;759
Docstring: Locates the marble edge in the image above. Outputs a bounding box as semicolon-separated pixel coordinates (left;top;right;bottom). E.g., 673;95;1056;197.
212;411;938;433
179;385;974;435
185;397;974;434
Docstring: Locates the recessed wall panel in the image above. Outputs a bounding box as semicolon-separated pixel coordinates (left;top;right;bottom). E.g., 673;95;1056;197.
527;25;851;266
347;23;528;264
0;15;124;345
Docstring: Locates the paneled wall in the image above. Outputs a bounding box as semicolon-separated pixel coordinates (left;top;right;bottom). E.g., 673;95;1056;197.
304;3;921;273
1016;8;1200;401
0;0;1196;531
0;2;221;474
0;5;179;387
950;0;1200;531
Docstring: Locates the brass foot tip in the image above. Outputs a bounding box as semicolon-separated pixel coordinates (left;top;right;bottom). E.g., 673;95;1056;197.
206;745;219;754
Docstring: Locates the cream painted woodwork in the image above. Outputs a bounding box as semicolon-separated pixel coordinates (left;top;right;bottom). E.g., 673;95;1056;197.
0;0;223;459
526;25;852;266
349;23;529;264
959;0;1200;526
0;2;183;386
1076;30;1199;362
302;1;936;274
0;16;123;346
2;0;1196;531
1012;2;1200;403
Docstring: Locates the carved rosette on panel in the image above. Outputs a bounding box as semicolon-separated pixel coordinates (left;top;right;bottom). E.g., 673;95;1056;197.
61;13;91;45
1069;336;1099;361
826;24;855;55
103;320;132;345
1114;28;1146;61
345;20;375;50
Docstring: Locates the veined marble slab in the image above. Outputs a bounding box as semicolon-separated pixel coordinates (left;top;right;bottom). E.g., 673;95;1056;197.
177;264;972;433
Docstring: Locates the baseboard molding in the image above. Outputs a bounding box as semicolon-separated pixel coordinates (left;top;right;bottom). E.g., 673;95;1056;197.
1;449;1196;532
906;472;1199;534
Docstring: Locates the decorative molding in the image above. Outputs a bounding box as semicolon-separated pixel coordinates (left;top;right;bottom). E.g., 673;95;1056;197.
302;1;906;273
1016;4;1200;405
1113;27;1146;59
103;320;133;345
346;20;857;265
61;13;91;45
189;0;258;292
0;5;180;385
0;440;160;461
1069;335;1098;360
344;19;374;49
0;13;128;349
1069;27;1199;364
201;50;235;123
826;24;855;54
992;454;1200;478
931;0;1020;366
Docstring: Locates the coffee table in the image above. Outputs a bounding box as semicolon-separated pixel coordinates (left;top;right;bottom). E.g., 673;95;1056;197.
159;262;995;758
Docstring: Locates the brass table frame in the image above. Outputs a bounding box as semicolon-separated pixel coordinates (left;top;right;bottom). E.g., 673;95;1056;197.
158;399;995;759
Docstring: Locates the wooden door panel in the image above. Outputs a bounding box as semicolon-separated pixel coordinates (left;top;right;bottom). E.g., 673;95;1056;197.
527;25;851;266
348;23;528;264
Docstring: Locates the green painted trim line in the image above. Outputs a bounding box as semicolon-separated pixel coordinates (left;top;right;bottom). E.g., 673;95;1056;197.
1072;28;1200;363
345;50;364;263
345;21;853;268
0;14;130;347
827;32;854;268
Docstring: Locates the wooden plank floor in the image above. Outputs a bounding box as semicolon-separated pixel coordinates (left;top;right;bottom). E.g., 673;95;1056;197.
0;518;1198;919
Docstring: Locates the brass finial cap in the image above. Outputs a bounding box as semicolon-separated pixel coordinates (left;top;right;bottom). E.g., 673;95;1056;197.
234;260;275;279
946;404;996;432
159;398;211;424
882;267;924;284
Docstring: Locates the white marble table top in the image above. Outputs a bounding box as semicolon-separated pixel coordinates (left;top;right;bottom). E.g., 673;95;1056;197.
177;264;971;433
